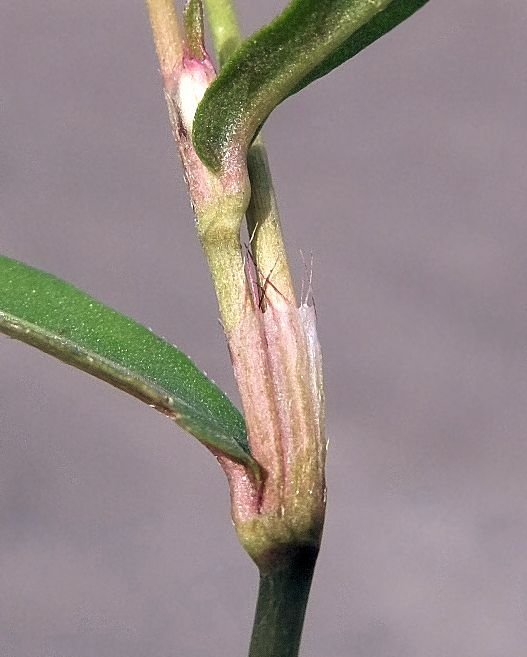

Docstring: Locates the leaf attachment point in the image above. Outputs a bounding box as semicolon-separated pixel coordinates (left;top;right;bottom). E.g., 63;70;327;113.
193;0;431;172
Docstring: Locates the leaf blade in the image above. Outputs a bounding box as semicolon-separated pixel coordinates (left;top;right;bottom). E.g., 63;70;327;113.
194;0;430;171
289;0;430;96
0;255;256;471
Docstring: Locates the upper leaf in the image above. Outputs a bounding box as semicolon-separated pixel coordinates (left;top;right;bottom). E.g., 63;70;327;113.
0;255;257;473
194;0;430;171
289;1;430;96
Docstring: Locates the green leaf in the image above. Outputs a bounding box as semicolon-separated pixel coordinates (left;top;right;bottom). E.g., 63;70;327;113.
0;255;258;473
289;1;430;96
194;0;430;171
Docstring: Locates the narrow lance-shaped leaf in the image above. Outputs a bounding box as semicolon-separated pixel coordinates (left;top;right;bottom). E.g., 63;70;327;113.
289;0;431;96
0;255;258;474
194;0;430;171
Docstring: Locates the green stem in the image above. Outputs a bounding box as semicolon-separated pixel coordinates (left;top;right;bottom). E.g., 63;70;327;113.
202;4;318;657
249;547;318;657
246;135;296;305
204;0;296;305
203;0;242;65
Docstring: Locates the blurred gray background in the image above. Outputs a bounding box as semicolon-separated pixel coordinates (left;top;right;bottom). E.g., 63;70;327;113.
1;1;526;655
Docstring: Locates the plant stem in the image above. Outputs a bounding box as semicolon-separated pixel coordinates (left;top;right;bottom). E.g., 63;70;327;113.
147;5;324;657
203;4;321;657
203;0;242;65
246;137;296;306
203;0;296;306
145;0;183;79
146;0;251;333
249;547;318;657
